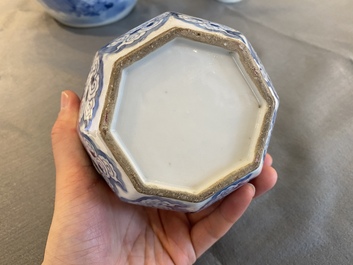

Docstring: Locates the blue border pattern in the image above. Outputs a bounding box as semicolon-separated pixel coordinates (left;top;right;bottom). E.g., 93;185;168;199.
100;12;170;54
81;134;127;193
79;54;104;130
120;196;189;211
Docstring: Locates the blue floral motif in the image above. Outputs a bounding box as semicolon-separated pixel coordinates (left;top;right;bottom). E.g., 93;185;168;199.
40;0;125;17
120;196;189;211
81;134;127;193
79;54;104;130
101;12;170;54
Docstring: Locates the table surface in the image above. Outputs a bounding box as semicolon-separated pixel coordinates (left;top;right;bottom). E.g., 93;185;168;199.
1;0;353;264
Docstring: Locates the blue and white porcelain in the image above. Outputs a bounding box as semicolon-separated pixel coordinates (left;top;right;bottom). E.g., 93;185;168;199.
37;0;137;27
78;12;279;212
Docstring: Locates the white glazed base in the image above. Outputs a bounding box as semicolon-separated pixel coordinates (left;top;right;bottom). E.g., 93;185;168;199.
110;38;267;194
78;12;279;212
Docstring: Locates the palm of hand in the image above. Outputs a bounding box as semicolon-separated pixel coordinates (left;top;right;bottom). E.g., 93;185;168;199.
43;91;277;265
46;163;253;265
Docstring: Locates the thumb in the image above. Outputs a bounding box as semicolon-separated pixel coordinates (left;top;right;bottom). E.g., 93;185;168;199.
51;91;94;188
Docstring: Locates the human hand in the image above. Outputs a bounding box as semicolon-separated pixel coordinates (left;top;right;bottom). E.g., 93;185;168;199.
43;90;277;265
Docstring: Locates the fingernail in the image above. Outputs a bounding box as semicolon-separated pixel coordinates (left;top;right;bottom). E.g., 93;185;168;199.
61;91;69;110
248;183;256;197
